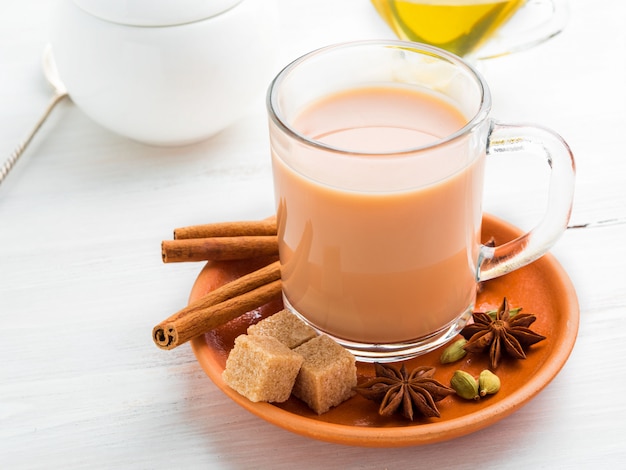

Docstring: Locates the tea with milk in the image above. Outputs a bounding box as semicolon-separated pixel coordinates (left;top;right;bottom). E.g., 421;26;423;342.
271;86;485;344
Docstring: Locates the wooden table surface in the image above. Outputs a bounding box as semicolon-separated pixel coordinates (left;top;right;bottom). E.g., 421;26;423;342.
1;0;625;468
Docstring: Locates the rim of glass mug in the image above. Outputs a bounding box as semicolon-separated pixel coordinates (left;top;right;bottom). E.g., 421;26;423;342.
268;40;492;157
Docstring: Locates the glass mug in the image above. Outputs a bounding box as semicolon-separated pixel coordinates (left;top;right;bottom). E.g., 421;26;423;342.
370;0;568;59
267;40;575;362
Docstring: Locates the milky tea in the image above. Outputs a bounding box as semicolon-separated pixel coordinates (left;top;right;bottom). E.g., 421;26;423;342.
272;86;483;347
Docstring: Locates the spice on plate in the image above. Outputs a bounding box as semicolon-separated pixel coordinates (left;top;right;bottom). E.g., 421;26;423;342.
450;370;479;400
152;260;282;350
353;363;454;420
439;338;468;364
450;369;501;400
461;297;546;369
478;369;501;397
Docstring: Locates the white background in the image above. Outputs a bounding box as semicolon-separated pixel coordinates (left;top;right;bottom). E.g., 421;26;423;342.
1;0;625;468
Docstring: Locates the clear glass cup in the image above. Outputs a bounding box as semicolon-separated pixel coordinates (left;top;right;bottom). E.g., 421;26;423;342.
267;40;575;362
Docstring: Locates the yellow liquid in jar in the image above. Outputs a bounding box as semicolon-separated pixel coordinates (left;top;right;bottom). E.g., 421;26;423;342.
371;0;526;57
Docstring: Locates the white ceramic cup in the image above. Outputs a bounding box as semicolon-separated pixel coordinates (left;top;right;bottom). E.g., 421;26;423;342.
50;0;279;146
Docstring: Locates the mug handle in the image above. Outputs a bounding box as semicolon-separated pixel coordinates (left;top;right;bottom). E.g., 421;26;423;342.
475;0;569;60
478;120;576;282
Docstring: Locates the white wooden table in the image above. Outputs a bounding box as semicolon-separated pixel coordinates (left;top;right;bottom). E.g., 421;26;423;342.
1;1;625;468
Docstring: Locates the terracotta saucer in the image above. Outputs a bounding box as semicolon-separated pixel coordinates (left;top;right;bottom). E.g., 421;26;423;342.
190;214;579;447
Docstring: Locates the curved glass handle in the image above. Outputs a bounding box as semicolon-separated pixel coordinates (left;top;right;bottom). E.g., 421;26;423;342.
478;120;576;282
476;0;569;60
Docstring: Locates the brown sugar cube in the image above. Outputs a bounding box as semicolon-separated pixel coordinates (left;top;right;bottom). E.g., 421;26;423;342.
247;308;317;349
292;335;357;414
222;334;303;403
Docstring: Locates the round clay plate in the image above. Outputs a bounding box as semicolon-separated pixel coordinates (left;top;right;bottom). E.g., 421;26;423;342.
190;214;579;447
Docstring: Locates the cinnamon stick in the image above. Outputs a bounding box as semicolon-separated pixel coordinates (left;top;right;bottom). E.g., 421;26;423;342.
173;216;277;240
153;260;282;350
161;236;278;263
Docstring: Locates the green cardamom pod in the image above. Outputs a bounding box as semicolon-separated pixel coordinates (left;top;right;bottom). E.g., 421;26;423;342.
440;338;468;364
478;369;501;397
450;370;479;400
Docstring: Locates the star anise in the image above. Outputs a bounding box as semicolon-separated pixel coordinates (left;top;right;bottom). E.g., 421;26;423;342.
461;297;546;369
353;363;454;420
